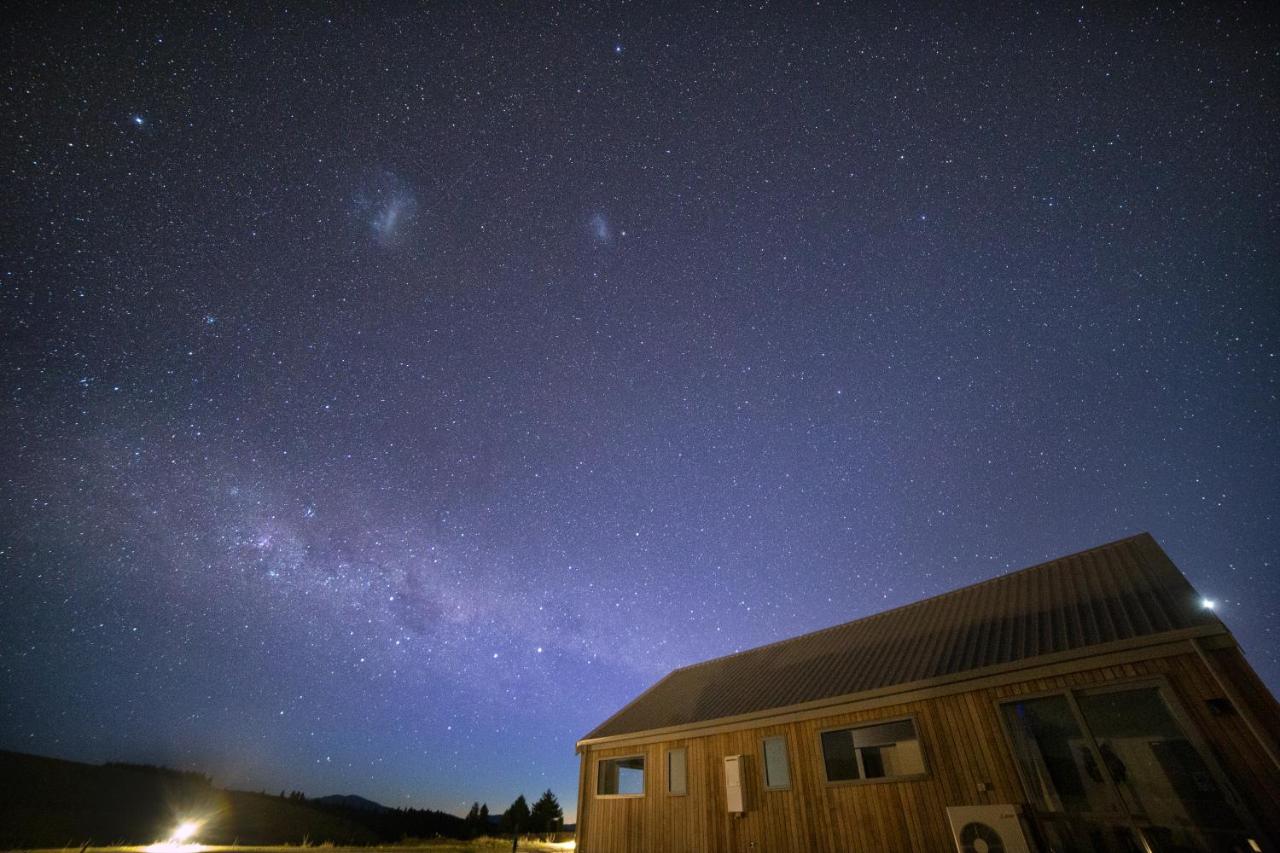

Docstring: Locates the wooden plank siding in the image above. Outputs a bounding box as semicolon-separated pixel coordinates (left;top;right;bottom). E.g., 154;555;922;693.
577;648;1280;852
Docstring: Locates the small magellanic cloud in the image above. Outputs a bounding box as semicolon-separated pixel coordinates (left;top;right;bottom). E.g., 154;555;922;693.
589;212;611;244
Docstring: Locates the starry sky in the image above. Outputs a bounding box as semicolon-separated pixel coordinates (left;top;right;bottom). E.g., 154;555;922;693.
2;2;1278;823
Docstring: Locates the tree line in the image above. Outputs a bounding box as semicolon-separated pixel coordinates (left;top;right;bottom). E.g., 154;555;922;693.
465;789;564;839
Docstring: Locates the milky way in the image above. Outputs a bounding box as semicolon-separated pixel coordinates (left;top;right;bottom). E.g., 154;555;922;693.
2;4;1278;821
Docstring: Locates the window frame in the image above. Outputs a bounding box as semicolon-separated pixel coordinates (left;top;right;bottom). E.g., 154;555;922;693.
760;734;792;791
665;746;688;797
816;714;929;787
595;753;647;799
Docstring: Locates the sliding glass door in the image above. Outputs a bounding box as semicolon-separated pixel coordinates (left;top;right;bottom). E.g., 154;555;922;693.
1000;681;1259;853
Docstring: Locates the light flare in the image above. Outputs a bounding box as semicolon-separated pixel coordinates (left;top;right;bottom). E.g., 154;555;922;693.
143;819;206;853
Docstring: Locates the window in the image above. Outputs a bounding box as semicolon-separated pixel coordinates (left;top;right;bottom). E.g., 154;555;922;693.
762;736;791;789
597;755;645;797
820;718;925;783
667;748;687;796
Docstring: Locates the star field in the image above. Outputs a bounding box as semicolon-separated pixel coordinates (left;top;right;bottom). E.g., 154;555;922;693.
2;3;1278;821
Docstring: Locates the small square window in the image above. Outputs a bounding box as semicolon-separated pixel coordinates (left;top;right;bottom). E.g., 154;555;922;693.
598;755;645;796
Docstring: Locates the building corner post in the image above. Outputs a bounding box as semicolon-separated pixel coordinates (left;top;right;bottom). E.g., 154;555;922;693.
1191;635;1280;772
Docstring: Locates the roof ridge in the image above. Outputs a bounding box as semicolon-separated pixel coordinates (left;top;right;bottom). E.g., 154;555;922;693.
665;532;1154;675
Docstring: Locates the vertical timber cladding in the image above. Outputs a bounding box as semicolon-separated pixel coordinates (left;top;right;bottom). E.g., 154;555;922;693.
577;649;1280;853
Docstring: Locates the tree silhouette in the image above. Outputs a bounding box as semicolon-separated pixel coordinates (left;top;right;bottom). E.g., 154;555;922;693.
465;802;481;837
499;794;529;835
529;789;564;838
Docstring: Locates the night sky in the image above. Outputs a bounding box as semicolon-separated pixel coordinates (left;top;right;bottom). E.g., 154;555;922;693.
3;2;1278;822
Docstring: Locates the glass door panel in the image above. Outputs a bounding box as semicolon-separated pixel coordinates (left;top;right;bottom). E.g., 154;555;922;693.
1074;687;1248;850
1001;695;1119;816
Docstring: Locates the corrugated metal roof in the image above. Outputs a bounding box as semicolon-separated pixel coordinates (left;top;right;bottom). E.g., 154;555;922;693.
583;534;1220;741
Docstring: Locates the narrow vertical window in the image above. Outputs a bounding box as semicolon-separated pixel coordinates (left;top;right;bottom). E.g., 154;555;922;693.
667;747;687;795
762;736;791;789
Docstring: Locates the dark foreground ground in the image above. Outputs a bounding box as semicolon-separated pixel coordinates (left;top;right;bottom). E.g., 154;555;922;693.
1;752;502;848
12;840;576;845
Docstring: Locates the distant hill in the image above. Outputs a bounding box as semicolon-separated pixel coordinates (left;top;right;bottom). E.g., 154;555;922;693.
0;750;464;848
313;794;388;812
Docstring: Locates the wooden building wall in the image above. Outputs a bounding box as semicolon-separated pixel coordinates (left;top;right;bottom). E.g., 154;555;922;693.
576;645;1280;852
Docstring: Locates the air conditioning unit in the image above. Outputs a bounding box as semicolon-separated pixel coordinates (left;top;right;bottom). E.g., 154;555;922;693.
945;805;1033;853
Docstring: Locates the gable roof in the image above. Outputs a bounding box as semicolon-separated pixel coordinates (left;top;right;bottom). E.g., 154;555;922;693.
583;533;1221;742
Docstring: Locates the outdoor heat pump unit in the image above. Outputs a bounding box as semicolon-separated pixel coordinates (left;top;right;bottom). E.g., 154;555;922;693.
723;755;744;813
945;804;1033;853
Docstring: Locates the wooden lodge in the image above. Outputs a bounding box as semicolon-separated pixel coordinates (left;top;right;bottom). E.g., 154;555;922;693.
574;534;1280;852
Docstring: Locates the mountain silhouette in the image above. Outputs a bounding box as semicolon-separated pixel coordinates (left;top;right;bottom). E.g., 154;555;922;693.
313;794;388;812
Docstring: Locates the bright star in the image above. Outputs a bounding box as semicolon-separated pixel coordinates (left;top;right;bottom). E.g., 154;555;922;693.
132;115;145;126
